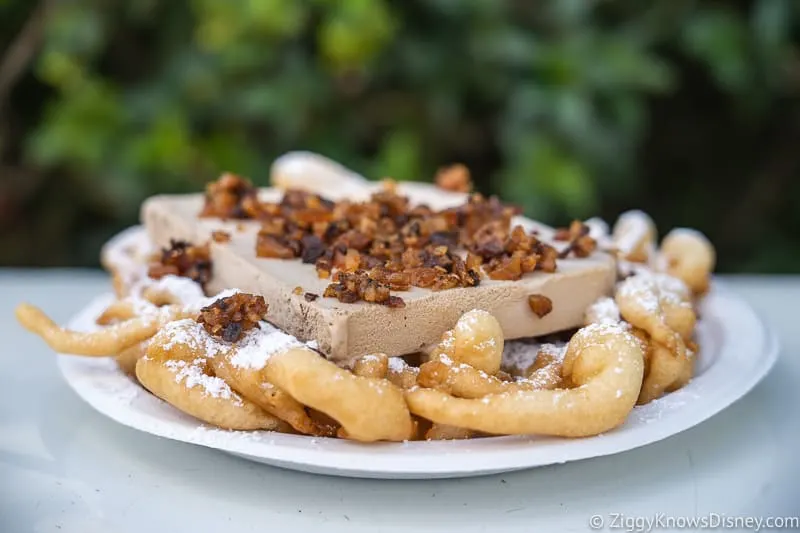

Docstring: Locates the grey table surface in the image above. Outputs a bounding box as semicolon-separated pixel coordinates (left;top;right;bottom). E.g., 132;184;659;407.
0;270;798;533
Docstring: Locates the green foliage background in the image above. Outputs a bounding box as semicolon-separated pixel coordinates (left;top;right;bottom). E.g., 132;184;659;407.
1;0;799;271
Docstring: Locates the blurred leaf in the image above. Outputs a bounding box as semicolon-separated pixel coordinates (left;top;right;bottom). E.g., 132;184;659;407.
501;136;597;220
28;80;123;169
44;3;105;58
752;0;793;90
318;0;397;70
246;0;307;38
682;8;750;93
371;129;423;181
126;111;194;174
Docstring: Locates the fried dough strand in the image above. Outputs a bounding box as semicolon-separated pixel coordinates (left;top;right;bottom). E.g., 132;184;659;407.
16;303;194;356
137;323;286;431
406;323;644;437
211;350;332;436
265;347;415;442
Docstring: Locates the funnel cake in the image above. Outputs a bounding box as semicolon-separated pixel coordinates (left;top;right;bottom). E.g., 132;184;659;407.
15;151;719;442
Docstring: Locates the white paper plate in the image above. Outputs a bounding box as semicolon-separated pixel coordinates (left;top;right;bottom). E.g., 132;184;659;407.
57;283;778;479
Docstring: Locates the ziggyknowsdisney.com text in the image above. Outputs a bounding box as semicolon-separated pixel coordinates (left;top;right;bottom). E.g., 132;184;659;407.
589;512;800;532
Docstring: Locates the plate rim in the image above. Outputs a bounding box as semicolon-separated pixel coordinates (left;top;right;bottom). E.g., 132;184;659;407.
56;283;780;478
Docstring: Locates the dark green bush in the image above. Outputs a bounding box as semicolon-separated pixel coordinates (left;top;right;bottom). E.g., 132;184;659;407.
1;0;798;270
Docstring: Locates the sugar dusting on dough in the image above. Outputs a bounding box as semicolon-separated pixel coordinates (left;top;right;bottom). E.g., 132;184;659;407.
147;275;206;304
159;317;302;371
585;296;621;325
164;357;235;400
501;340;540;375
229;322;302;370
159;319;229;357
617;271;691;314
617;275;660;313
613;210;652;254
387;357;406;372
456;309;493;334
501;340;567;376
539;343;567;362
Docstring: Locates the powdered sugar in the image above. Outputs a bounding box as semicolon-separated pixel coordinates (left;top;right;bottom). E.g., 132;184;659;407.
159;319;229;358
456;309;493;333
228;322;302;370
474;337;497;352
617;275;660;313
164;357;235;400
387;357;406;373
617;271;691;316
439;330;456;350
538;343;567;362
650;273;691;303
613;210;653;254
577;322;630;339
501;340;567;375
148;275;206;304
158;316;303;371
585;297;621;325
501;340;540;375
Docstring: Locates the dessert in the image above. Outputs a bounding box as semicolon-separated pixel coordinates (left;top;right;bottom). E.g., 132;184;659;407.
15;151;716;443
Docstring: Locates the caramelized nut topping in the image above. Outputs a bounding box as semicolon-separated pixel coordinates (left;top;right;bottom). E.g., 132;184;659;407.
528;294;553;318
200;173;260;219
211;230;231;243
292;286;303;295
197;293;268;343
199;171;596;306
554;221;597;259
324;270;406;308
435;164;472;193
147;239;212;288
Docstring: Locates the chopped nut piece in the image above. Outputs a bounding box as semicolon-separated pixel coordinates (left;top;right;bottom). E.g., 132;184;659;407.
197;293;268;342
256;233;300;259
528;294;553;318
435;163;472;192
147;239;212;288
200;173;261;219
292;286;303;295
211;230;231;243
555;220;597;259
324;270;406;308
